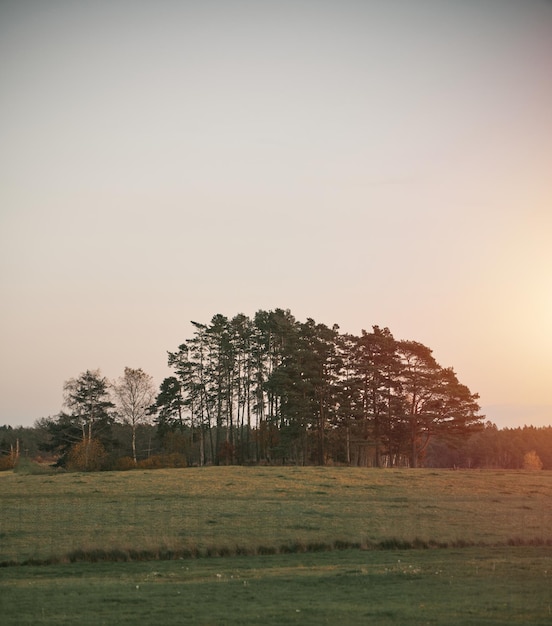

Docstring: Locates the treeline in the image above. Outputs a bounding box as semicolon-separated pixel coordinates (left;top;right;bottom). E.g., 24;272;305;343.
2;422;552;470
2;309;548;471
426;423;552;470
1;308;491;470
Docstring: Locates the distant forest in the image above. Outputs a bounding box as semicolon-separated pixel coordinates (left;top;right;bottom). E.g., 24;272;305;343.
1;309;550;470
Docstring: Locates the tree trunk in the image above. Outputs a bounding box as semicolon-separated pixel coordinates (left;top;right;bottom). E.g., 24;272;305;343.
132;426;137;465
411;417;418;468
199;423;204;466
346;424;351;465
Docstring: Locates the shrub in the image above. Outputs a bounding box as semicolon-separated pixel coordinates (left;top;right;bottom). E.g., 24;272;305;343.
0;455;15;471
115;456;136;471
66;439;108;472
137;453;187;470
523;450;543;471
13;458;55;475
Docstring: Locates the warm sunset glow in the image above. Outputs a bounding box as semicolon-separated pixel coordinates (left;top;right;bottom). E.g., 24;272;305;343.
1;0;551;429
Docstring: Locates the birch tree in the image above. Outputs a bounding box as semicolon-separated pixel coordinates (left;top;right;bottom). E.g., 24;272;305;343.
112;367;156;464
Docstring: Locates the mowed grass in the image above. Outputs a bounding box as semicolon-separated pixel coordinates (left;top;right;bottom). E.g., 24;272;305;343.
1;467;552;563
1;547;552;625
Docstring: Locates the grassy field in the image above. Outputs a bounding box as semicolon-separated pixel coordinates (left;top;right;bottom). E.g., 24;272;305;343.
1;466;551;563
1;466;552;624
1;547;551;625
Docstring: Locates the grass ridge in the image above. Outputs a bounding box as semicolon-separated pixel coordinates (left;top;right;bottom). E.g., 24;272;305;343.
2;536;552;568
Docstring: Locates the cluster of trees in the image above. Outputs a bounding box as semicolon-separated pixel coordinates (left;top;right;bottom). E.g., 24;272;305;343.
29;367;157;471
1;309;547;471
149;310;483;468
0;308;485;470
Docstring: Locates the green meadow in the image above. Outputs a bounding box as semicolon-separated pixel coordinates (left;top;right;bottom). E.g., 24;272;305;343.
1;467;552;624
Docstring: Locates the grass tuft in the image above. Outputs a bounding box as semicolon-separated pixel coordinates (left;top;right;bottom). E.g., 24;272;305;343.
279;542;307;554
306;541;332;552
378;538;413;550
3;533;552;568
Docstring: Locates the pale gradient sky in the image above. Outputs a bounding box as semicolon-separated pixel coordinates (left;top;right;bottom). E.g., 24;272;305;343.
1;0;551;428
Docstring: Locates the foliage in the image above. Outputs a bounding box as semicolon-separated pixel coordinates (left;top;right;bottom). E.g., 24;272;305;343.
1;423;49;461
38;370;116;468
0;455;15;471
5;310;552;471
38;412;86;467
523;450;543;470
13;457;57;475
63;369;115;442
136;452;187;469
66;438;108;471
112;367;156;464
3;415;551;476
38;370;116;467
147;309;484;467
425;424;552;469
114;456;137;471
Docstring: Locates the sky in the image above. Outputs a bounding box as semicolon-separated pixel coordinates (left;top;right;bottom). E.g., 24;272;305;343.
1;0;551;429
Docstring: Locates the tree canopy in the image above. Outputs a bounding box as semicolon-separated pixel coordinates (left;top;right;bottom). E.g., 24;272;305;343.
5;309;491;470
147;309;484;467
40;369;116;468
